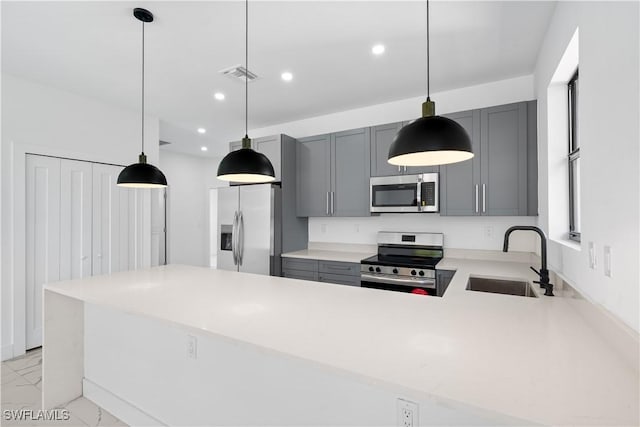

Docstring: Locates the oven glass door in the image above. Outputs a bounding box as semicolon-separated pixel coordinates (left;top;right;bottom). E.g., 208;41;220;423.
361;278;437;296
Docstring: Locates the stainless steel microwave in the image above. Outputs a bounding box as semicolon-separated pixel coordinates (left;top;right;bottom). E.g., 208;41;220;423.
370;173;439;213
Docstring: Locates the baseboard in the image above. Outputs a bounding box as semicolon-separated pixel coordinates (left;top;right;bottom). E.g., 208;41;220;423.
2;344;14;361
83;378;166;427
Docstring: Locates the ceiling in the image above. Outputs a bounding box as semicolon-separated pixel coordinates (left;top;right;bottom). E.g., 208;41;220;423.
2;1;556;157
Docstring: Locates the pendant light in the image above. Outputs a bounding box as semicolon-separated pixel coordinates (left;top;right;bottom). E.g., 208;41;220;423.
388;0;473;167
117;8;168;188
217;0;275;183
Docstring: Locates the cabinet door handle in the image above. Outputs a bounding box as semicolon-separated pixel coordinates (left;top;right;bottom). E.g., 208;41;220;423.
330;191;334;215
404;166;407;173
326;192;330;216
398;165;402;173
482;184;486;213
475;185;479;213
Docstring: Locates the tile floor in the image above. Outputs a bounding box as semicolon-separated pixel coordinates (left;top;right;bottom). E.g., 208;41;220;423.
1;348;127;426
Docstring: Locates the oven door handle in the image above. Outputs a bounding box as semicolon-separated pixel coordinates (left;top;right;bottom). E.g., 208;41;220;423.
360;273;436;288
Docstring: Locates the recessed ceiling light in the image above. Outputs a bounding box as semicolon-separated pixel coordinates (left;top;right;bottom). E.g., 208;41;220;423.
214;92;225;101
281;72;293;82
372;44;385;55
197;128;206;134
201;146;208;152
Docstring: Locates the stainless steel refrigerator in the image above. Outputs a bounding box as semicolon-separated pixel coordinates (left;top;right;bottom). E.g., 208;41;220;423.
217;184;282;275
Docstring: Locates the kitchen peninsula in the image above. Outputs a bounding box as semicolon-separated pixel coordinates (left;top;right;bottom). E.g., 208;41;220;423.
43;263;638;426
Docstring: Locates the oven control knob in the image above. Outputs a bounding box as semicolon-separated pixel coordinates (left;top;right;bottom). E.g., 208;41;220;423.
411;270;417;276
368;266;374;272
419;270;425;276
375;267;381;273
392;268;398;274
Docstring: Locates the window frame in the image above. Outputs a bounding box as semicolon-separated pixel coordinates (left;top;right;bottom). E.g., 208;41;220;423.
568;69;581;242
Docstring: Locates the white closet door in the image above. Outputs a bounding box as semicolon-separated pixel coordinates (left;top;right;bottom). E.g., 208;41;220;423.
60;159;92;281
26;154;61;349
92;163;139;276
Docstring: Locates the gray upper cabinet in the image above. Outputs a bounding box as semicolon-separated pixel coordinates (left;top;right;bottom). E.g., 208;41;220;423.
297;128;371;217
439;110;481;216
332;128;371;216
296;134;332;217
480;102;528;216
440;101;536;216
370;120;438;177
370;122;404;177
228;135;282;182
526;100;538;216
229;140;243;152
253;135;282;182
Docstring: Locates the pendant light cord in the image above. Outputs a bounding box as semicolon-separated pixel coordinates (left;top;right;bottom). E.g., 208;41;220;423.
245;0;249;139
426;0;430;100
141;19;145;155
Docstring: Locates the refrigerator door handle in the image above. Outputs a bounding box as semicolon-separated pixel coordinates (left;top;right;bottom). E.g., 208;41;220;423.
238;211;245;266
232;211;238;265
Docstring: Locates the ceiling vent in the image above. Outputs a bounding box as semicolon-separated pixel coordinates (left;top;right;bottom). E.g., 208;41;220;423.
159;140;172;146
219;64;259;83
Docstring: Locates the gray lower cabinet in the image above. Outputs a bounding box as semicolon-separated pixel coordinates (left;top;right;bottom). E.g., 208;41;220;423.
440;101;536;216
282;258;361;287
370;121;438;177
297;128;370;217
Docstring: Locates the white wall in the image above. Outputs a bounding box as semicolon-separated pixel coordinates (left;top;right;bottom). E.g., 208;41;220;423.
251;74;539;253
251;75;535;140
309;215;538;252
159;150;225;267
534;1;639;332
1;73;160;359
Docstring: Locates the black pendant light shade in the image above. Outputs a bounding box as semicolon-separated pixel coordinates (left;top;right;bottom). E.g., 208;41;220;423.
388;115;474;166
388;0;473;167
117;8;168;189
117;153;167;188
217;146;275;183
217;0;275;183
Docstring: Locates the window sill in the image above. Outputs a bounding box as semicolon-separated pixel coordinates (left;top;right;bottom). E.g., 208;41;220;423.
551;237;582;252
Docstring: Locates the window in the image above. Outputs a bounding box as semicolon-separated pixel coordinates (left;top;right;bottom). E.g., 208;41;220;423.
568;69;581;241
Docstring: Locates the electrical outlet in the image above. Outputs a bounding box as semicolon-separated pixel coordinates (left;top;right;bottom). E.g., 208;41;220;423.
354;224;360;233
397;399;418;427
588;242;597;269
321;223;327;234
484;226;493;238
604;245;612;277
187;335;197;359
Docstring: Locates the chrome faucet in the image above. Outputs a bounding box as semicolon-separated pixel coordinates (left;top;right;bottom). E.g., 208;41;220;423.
503;226;554;296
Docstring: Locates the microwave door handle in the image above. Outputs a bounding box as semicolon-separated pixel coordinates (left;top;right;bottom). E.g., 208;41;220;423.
416;181;422;211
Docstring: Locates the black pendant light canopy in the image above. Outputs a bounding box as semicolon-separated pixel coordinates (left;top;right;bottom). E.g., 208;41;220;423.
117;8;167;189
388;0;473;167
217;0;275;183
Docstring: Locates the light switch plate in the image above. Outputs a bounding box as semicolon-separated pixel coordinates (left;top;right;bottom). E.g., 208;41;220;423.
588;242;597;269
604;245;612;277
187;335;197;359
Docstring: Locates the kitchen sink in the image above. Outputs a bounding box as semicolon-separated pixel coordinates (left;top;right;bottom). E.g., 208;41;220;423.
466;276;537;298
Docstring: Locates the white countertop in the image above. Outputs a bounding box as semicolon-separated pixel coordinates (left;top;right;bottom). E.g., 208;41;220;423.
281;248;374;263
45;261;639;426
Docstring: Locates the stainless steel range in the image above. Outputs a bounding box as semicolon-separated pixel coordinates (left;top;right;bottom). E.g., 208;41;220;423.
360;232;444;297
